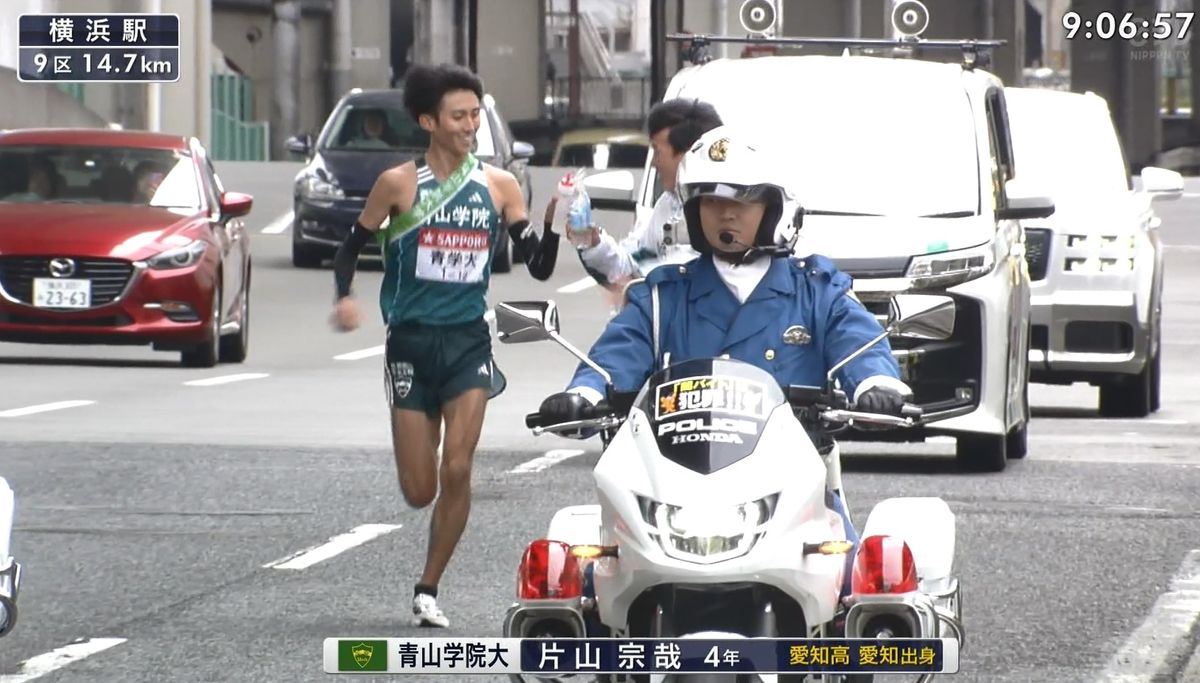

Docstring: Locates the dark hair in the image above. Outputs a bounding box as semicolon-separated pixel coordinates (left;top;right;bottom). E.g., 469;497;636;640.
646;98;722;153
402;63;485;121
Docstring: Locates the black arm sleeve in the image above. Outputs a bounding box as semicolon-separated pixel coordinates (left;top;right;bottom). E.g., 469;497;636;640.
333;221;374;299
508;218;560;281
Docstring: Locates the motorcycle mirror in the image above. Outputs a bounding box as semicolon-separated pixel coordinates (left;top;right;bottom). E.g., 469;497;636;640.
887;294;956;340
495;300;560;344
495;300;614;385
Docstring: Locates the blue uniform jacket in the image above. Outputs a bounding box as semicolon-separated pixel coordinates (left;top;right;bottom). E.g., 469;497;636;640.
568;253;902;400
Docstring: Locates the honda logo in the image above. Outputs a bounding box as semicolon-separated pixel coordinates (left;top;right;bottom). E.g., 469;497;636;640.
48;258;76;278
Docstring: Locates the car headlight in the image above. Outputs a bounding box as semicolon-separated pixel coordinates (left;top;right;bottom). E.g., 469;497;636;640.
640;494;777;564
905;242;995;289
299;174;344;201
146;240;207;269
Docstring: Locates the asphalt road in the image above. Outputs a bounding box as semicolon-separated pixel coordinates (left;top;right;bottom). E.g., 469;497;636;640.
2;162;1200;683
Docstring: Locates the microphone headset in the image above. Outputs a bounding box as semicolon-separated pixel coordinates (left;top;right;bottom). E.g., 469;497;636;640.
717;231;792;261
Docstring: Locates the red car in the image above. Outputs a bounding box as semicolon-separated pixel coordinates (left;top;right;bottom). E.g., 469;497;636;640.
0;128;253;367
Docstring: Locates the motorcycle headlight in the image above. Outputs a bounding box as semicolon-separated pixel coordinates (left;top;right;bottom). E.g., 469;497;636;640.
641;494;777;564
299;174;344;201
146;240;206;270
904;242;995;289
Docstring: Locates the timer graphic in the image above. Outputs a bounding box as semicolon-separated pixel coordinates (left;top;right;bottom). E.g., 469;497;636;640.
1063;11;1193;41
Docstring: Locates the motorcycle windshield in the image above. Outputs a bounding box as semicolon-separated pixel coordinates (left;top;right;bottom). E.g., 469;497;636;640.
634;358;787;474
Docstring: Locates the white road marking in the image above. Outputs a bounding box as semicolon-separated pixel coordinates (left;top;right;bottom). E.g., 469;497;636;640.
260;210;294;234
334;345;384;361
0;637;127;683
263;523;403;570
1165;244;1200;252
1093;549;1200;682
558;276;597;294
508;449;586;474
0;400;95;418
182;373;270;387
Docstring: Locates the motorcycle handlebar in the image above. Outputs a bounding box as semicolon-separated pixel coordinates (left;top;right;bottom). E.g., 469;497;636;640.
820;408;917;428
530;414;624;436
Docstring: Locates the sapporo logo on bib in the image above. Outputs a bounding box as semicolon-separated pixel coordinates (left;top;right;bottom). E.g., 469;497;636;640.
415;227;490;283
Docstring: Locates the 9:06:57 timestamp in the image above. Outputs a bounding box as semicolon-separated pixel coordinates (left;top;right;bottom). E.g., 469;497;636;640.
1063;11;1193;40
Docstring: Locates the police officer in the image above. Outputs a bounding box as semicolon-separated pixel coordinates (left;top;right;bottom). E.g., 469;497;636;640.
538;126;913;594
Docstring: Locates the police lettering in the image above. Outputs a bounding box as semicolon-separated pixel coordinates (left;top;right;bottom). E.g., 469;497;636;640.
657;416;757;437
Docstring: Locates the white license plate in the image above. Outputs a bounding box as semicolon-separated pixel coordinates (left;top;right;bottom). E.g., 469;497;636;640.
32;278;91;309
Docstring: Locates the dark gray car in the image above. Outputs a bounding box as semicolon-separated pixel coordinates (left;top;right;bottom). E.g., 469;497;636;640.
285;88;534;272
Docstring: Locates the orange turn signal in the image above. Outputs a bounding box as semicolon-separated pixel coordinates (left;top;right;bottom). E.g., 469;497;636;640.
570;544;618;560
803;540;854;556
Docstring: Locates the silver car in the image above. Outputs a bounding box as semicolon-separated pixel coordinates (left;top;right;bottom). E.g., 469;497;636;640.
1005;87;1183;417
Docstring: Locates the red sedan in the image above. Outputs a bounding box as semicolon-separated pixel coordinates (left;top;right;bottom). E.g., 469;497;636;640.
0;128;253;367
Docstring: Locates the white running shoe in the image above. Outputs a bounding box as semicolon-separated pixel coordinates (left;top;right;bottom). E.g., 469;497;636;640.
411;593;450;628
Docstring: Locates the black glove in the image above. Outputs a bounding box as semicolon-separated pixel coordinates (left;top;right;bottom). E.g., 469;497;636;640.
855;386;906;416
539;391;594;424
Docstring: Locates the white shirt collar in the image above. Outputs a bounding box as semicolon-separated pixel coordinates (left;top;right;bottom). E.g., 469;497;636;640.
712;255;770;304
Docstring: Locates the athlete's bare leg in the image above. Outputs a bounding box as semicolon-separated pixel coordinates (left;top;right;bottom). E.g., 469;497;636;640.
390;408;443;509
418;387;487;588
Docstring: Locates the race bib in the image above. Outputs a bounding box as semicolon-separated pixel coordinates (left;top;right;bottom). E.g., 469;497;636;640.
414;227;490;283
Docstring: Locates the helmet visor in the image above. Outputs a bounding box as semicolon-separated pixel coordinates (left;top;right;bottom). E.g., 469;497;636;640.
682;182;774;204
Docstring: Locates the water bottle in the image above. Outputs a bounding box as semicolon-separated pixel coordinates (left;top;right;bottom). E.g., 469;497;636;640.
554;169;594;249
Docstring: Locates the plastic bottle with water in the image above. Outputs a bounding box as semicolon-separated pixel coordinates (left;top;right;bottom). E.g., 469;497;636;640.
553;169;594;250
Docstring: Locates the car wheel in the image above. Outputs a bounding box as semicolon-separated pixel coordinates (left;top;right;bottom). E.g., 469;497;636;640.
956;433;1007;472
219;269;249;364
292;234;325;268
1007;367;1029;460
1150;349;1161;413
182;286;221;368
1098;356;1153;418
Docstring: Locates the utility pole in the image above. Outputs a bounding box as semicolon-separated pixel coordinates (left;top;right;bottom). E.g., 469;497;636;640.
331;0;353;101
272;0;301;160
569;0;580;117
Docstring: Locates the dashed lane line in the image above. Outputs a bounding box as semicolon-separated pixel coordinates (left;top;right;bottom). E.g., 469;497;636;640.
334;345;385;361
260;210;294;234
1093;549;1200;682
0;400;95;418
263;523;404;570
0;638;127;683
508;449;586;474
182;373;270;387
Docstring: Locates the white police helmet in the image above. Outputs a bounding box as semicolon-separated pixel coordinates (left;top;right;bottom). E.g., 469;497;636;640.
676;125;802;258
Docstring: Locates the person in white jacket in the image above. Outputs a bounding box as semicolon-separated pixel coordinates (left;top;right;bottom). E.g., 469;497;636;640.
569;99;723;297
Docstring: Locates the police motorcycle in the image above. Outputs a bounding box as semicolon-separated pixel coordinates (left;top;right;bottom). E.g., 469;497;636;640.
0;477;20;638
494;293;964;683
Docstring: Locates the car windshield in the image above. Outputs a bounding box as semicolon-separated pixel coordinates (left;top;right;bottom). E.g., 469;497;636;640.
0;144;202;209
701;79;981;217
1006;97;1131;200
320;103;494;156
557;142;648;169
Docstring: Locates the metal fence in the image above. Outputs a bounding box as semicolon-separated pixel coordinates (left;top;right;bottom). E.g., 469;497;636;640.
210;73;270;161
547;76;650;121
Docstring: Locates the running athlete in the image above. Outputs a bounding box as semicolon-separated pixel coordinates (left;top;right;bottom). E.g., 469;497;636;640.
330;63;559;627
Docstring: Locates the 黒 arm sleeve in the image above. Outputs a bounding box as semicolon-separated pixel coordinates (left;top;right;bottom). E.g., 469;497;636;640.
333;221;374;299
508;218;559;281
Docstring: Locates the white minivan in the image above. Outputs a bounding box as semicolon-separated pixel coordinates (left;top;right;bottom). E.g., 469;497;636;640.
588;51;1055;472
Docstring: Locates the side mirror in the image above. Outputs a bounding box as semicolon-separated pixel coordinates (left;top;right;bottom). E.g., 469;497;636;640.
584;170;637;212
512;140;535;160
495;300;560;344
1140;166;1184;201
285;134;311;157
219;191;254;218
887;294;956;340
997;177;1055;221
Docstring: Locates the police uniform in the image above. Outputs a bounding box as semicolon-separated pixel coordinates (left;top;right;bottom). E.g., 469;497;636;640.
379;156;506;415
566;253;901;401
